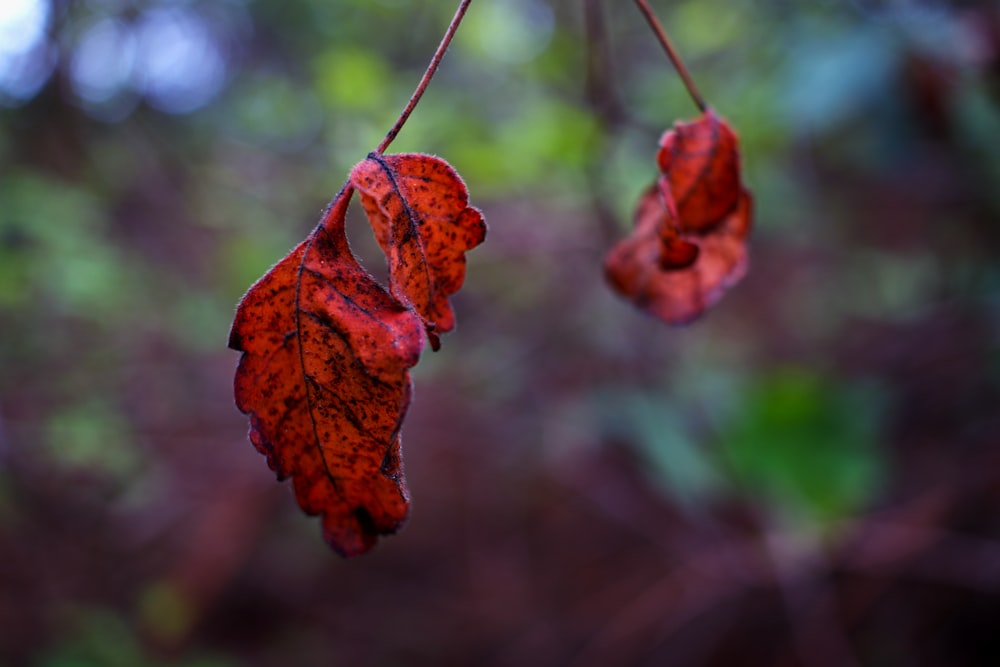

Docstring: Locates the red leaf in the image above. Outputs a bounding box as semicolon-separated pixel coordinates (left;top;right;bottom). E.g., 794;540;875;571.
351;153;487;351
229;152;485;556
229;185;425;557
605;110;752;324
657;109;742;234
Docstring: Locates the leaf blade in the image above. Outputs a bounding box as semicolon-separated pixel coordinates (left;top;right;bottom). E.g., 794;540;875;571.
229;186;425;556
351;153;487;350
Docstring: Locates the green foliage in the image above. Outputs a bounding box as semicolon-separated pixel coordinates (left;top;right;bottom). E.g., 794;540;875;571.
38;607;232;667
0;173;126;315
44;399;139;479
720;369;886;526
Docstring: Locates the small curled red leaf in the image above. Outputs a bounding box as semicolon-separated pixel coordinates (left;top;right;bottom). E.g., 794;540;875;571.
657;109;741;234
606;109;752;324
351;153;487;351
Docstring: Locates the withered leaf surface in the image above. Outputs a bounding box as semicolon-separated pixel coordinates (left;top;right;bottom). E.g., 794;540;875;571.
230;152;486;556
229;185;426;557
351;153;487;350
657;109;742;234
606;109;752;324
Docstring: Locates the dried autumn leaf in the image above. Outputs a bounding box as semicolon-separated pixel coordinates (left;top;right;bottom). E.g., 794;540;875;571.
352;153;487;351
606;180;751;324
229;151;486;556
657;109;742;234
229;185;426;557
605;109;752;324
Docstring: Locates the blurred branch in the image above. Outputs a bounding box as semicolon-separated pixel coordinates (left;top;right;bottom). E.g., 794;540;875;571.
582;0;630;248
583;0;626;130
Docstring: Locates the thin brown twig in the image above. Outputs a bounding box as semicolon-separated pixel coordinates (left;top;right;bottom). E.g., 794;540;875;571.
633;0;707;112
375;0;473;154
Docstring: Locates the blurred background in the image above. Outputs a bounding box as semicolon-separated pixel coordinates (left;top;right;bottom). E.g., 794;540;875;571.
2;0;1000;665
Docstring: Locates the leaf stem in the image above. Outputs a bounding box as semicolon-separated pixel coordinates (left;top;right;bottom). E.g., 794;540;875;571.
633;0;707;113
375;0;473;154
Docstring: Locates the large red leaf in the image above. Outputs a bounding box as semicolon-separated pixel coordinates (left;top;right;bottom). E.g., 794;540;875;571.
229;184;426;557
351;153;487;351
605;110;752;324
229;152;485;556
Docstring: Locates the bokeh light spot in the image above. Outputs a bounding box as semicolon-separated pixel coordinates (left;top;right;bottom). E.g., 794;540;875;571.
133;8;227;114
